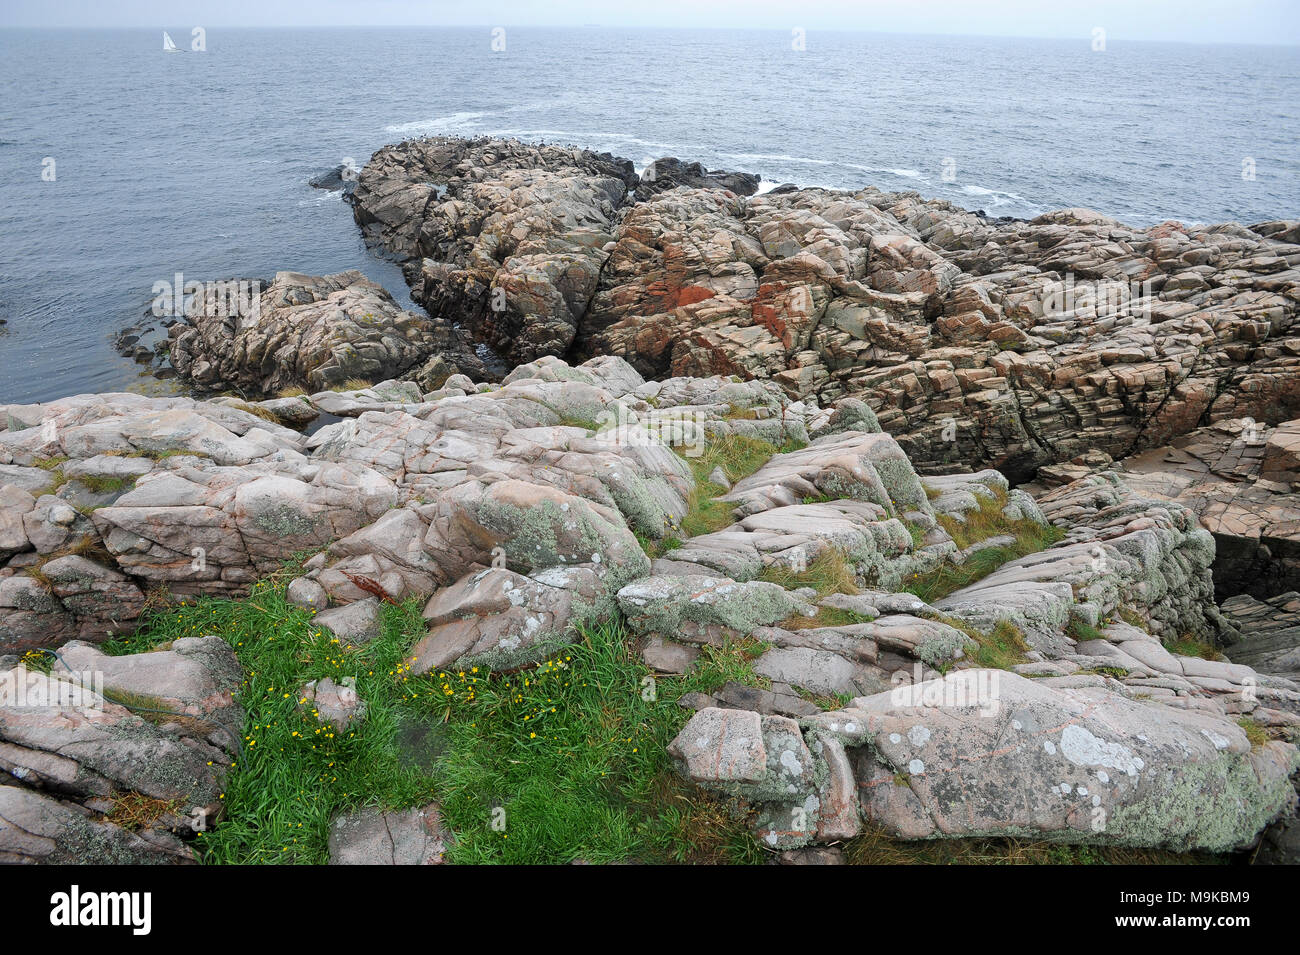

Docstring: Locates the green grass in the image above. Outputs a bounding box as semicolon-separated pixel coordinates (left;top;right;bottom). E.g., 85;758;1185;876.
1236;717;1269;748
672;638;772;696
418;623;765;864
678;488;734;539
899;492;1064;603
935;617;1031;671
110;585;436;864
670;433;804;540
683;433;804;486
632;432;812;549
1117;607;1148;630
31;456;69;495
555;413;606;432
724;403;764;420
19;649;54;674
900;547;1015;604
795;688;853;711
635;531;682;560
779;605;874;630
970;619;1032;670
759;549;860;598
98;557;1235;866
110;577;766;865
801;492;835;505
1066;619;1105;643
1162;633;1225;661
74;474;134;495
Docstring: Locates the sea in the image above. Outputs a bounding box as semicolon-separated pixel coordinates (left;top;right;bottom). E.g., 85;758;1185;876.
1;27;1297;403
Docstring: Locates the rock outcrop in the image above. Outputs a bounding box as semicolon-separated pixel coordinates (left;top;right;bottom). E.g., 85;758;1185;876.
671;672;1296;852
168;270;493;397
634;156;760;201
349;137;1300;488
4;352;1298;859
0;636;241;863
1103;417;1300;600
352;137;638;367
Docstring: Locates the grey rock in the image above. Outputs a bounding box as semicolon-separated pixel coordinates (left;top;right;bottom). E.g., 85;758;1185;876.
313;598;383;646
328;802;451;864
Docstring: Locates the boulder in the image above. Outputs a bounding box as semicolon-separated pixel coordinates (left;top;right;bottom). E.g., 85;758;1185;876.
328;802;451;865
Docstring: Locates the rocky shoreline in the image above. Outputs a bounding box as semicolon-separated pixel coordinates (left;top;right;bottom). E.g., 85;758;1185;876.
2;136;1298;864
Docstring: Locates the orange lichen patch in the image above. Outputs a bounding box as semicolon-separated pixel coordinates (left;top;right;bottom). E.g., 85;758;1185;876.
675;285;717;307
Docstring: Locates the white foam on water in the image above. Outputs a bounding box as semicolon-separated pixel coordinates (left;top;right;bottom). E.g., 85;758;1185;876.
384;110;489;135
720;151;836;166
296;189;344;207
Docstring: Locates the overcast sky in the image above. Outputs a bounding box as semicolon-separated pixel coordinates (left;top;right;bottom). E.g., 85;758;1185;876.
2;0;1298;46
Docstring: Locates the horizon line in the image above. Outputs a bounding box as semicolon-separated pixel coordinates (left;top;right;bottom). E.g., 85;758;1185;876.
0;24;1297;48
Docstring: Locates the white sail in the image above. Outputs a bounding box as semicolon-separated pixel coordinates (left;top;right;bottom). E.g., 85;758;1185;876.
163;31;180;53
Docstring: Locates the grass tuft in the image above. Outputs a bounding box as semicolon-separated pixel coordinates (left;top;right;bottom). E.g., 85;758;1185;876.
228;400;284;424
669;433;799;539
900;492;1064;603
1237;717;1269;748
75;474;134;495
1162;633;1225;661
933;616;1030;670
759;550;860;598
1066;619;1105;643
779;606;873;630
107;793;182;832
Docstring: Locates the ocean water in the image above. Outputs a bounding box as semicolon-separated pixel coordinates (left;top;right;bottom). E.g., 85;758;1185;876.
1;27;1297;404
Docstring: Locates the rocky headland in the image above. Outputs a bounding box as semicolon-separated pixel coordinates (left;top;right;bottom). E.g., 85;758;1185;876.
2;136;1299;864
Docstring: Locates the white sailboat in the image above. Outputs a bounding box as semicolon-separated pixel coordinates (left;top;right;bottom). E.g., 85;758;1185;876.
163;31;183;53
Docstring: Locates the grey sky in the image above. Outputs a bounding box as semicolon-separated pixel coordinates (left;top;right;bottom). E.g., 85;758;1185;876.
2;0;1298;46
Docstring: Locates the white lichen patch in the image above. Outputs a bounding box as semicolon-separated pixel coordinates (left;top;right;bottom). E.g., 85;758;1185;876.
908;725;931;747
1060;723;1143;777
1201;728;1231;751
780;749;803;775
